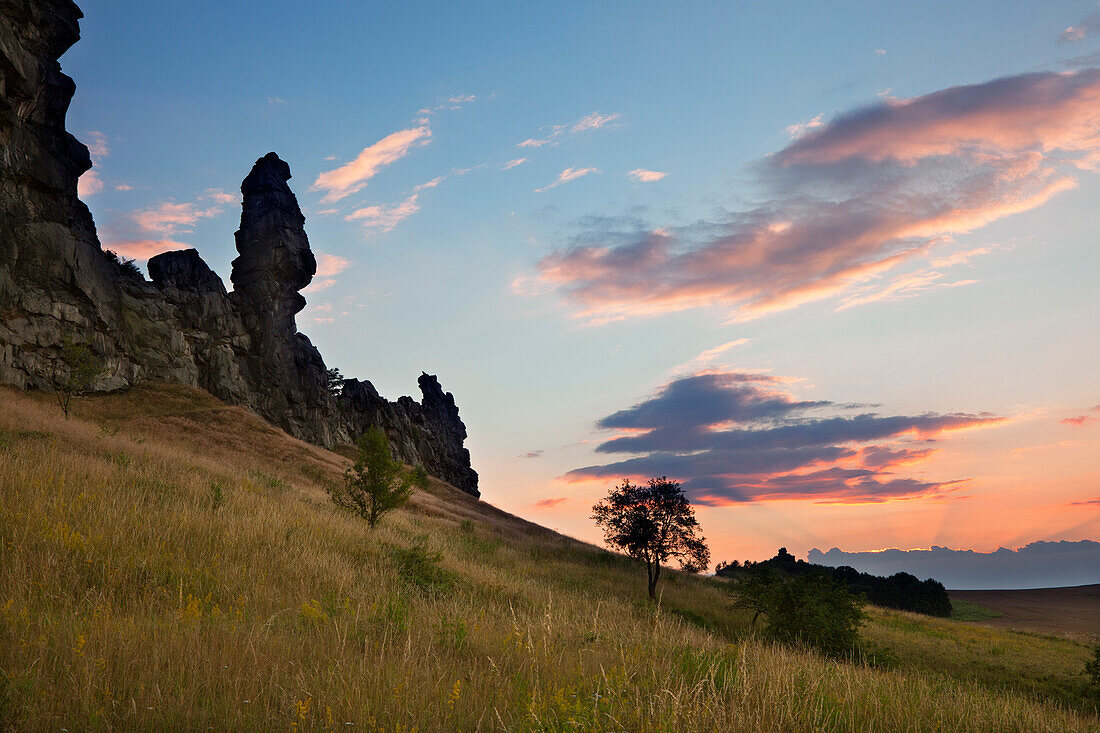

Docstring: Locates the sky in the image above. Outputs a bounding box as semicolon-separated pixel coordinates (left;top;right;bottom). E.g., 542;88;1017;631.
63;0;1099;576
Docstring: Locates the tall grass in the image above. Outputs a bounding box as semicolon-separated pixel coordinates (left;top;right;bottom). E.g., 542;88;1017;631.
0;385;1096;731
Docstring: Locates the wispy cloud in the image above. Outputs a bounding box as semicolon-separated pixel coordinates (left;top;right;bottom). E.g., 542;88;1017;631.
535;166;599;193
77;131;110;197
312;126;432;203
502;157;528;171
101;189;231;261
78;171;104;197
628;168;667;182
518;111;621;148
519;450;544;459
304;252;352;293
1062;405;1100;426
345;193;421;234
1060;5;1100;42
131;201;222;236
416;93;477;122
836;270;978;311
563;369;1004;504
669;339;750;375
413;176;445;191
527;69;1100;324
103;239;191;261
204;188;237;205
84;130;109;160
534;497;568;509
785;113;824;140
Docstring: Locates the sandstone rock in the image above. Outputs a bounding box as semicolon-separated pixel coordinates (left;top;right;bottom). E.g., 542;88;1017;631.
0;0;479;495
149;249;226;293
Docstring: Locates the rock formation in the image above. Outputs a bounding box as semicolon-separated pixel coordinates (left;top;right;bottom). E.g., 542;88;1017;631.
0;0;479;495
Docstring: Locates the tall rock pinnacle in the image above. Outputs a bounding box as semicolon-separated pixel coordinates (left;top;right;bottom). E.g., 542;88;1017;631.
230;152;316;339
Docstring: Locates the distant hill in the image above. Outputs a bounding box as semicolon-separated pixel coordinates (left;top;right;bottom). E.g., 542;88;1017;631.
808;541;1100;590
717;548;952;617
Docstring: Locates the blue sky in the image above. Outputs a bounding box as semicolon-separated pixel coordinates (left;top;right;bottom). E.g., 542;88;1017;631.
64;0;1100;564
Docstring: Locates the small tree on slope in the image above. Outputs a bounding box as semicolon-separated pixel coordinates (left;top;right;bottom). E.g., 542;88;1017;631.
328;427;427;529
50;331;105;419
591;477;710;600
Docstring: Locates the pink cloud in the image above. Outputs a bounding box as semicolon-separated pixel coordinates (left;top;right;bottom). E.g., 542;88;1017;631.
534;497;568;509
303;252;352;293
316;252;351;278
628;168;667;182
204;188;237;205
413;176;445;191
77;170;103;197
502;157;528;171
1062;415;1095;426
527;69;1100;323
312;126;431;203
785;113;824;140
84;130;109;160
535;166;599;193
570;112;620;133
131;201;222;236
105;239;190;261
669;339;750;375
100;190;232;260
1060;7;1100;43
774;70;1100;167
77;131;110;197
518;111;620;148
345;193;421;234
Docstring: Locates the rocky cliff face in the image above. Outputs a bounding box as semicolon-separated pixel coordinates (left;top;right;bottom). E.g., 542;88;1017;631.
0;0;479;495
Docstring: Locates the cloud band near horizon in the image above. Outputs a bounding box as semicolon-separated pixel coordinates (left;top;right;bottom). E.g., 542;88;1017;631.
564;369;1004;504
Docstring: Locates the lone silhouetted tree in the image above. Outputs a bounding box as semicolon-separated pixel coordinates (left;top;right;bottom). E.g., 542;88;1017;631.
328;426;427;528
50;331;105;419
591;477;710;600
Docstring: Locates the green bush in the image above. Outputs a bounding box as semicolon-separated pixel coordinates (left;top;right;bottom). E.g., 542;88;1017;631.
1086;645;1100;699
327;427;427;529
734;570;864;657
389;536;455;595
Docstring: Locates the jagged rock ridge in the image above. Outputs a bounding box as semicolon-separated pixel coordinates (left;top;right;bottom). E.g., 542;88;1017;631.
0;0;478;495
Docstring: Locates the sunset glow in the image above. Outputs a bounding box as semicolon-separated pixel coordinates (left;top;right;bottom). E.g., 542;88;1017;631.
67;0;1099;570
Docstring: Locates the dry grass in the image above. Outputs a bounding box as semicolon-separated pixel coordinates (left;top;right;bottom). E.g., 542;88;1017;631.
1;384;1097;731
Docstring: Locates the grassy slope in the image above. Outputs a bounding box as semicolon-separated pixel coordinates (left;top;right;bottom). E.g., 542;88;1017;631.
0;384;1096;731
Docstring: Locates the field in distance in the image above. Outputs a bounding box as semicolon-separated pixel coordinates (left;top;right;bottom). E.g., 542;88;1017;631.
950;585;1100;641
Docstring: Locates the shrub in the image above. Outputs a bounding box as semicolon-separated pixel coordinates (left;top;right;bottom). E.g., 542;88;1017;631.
734;570;865;657
49;330;106;418
389;536;455;595
208;482;226;511
327;427;427;528
102;249;143;278
1086;645;1100;698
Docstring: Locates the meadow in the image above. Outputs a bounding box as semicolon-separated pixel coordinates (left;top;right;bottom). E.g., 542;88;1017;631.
1;384;1096;731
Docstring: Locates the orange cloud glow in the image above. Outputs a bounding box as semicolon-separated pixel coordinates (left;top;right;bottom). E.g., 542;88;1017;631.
312;125;431;203
527;69;1100;324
